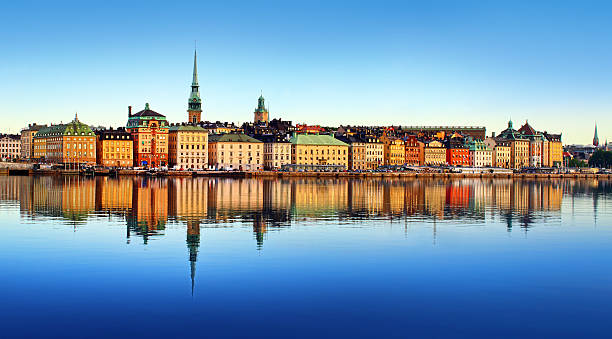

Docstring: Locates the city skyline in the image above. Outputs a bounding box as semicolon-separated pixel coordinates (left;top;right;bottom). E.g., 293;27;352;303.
2;1;611;144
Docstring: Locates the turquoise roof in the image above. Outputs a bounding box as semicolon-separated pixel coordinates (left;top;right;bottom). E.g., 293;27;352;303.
209;133;262;143
290;134;349;146
169;125;207;132
34;115;94;138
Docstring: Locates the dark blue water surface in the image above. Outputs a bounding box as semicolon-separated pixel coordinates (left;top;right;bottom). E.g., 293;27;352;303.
0;176;611;338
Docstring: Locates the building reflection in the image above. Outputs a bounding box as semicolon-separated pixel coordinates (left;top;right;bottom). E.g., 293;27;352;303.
1;176;598;233
2;175;609;295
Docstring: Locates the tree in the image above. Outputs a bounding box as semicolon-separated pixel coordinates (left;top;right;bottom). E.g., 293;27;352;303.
567;158;587;168
588;150;612;168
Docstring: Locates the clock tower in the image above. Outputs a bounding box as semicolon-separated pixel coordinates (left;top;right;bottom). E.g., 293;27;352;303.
187;49;202;124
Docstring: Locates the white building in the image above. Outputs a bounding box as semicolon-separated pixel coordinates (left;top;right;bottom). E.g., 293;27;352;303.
0;134;21;160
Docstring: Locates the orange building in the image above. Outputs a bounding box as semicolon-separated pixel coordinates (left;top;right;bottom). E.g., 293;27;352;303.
126;104;169;168
32;115;96;165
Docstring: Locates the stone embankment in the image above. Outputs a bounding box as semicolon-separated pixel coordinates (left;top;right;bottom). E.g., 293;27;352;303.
1;162;609;179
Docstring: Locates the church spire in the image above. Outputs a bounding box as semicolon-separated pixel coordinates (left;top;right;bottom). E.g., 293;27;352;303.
187;47;202;124
192;49;199;86
593;123;599;147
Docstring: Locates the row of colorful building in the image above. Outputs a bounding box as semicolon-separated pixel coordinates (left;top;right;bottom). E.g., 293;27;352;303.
5;50;565;170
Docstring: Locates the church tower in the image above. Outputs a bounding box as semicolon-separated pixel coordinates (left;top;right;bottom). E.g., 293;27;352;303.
593;123;599;147
187;49;202;124
253;94;269;124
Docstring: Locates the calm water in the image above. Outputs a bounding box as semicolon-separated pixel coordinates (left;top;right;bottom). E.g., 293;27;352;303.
0;176;611;338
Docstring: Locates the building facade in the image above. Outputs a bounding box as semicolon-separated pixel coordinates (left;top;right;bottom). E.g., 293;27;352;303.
0;134;21;160
364;136;384;169
20;123;46;160
32;115;96;165
380;135;405;166
404;135;424;166
126;103;169;168
337;135;367;171
168;125;208;170
95;128;133;167
254;135;291;170
208;133;263;170
468;140;493;167
424;140;446;165
290;134;349;168
496;120;529;169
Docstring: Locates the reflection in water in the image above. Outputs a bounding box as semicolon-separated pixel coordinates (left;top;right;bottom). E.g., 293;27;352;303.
1;176;610;293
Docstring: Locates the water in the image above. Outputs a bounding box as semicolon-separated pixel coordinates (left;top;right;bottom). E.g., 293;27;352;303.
0;176;611;338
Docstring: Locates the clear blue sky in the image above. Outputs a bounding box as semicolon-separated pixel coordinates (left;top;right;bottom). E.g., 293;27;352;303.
1;0;610;144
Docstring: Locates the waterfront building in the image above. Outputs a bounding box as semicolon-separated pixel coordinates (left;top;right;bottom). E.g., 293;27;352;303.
380;134;405;166
253;95;269;124
95;128;133;167
518;121;544;167
424;140;446;165
364;135;384;169
0;134;21;160
20;123;46;160
494;143;511;168
337;135;367;171
468;140;493;167
126;104;169;168
404;135;424;166
544;132;563;167
168;125;209;170
445;134;469;167
290;134;349;168
253;134;291;170
496;120;529;169
208;133;263;170
187;50;203;124
32;115;96;165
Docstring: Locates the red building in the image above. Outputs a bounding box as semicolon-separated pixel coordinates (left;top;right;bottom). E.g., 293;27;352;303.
404;135;424;166
126;103;169;168
446;147;469;166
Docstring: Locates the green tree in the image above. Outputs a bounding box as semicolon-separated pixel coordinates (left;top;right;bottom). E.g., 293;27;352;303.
588;150;612;168
567;158;588;168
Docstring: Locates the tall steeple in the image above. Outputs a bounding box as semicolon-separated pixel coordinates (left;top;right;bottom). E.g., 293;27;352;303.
593;123;599;147
187;48;202;124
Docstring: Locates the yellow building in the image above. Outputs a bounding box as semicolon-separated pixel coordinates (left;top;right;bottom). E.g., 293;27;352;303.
493;144;511;168
95;128;133;167
208;133;263;170
168;125;208;170
290;134;349;169
496;120;529;169
424;140;446;165
545;133;563;167
380;135;404;166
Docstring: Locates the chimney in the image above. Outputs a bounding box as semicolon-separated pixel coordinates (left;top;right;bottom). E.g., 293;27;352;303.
491;132;496;138
128;106;132;117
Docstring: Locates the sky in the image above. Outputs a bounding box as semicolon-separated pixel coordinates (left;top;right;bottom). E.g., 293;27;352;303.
1;0;611;144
